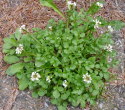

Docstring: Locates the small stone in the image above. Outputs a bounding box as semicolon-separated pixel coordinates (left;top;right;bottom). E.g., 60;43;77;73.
98;103;103;109
113;107;118;110
44;102;49;108
122;92;125;98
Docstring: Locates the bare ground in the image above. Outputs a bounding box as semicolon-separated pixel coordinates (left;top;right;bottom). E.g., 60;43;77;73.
0;0;125;110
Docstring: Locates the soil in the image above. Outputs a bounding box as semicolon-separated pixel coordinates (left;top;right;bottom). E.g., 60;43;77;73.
0;0;125;110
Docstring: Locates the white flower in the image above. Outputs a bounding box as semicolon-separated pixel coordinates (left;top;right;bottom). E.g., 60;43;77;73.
48;26;52;30
104;44;113;52
62;80;68;88
93;19;101;29
73;2;76;7
15;44;24;54
46;76;52;83
96;2;103;8
83;73;92;84
108;25;113;32
67;1;76;9
19;25;26;33
94;24;99;29
31;72;41;81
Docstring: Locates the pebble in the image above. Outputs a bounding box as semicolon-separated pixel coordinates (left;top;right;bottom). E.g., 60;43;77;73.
98;103;103;109
113;107;118;110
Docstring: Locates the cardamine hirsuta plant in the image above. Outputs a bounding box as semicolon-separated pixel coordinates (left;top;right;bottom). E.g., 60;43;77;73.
3;0;125;110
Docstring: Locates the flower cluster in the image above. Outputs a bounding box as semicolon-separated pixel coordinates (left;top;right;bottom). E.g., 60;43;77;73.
31;72;41;81
48;26;52;30
67;1;76;10
62;80;68;88
104;44;113;52
83;73;92;84
19;25;26;33
96;2;103;8
46;76;52;83
93;19;101;29
15;44;24;54
108;25;113;32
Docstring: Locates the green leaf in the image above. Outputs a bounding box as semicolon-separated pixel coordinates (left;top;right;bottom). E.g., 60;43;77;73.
24;57;32;62
58;87;64;92
16;72;23;79
85;66;90;71
88;57;96;63
38;81;48;89
63;42;69;48
104;73;110;80
87;2;100;15
53;90;60;98
18;75;29;90
3;37;16;45
4;55;20;64
3;37;17;51
72;89;83;95
58;105;66;110
99;73;103;78
40;0;65;18
72;40;77;45
32;91;39;98
61;91;70;100
95;64;100;68
70;65;76;70
6;63;24;76
71;99;79;107
80;33;85;38
35;61;43;67
50;56;61;67
80;100;85;108
83;94;89;100
89;99;96;105
15;29;22;40
38;89;47;96
92;90;99;96
3;44;12;53
110;20;125;30
51;99;58;105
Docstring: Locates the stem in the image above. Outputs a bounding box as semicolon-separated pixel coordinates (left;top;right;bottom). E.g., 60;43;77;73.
66;18;69;28
30;35;43;47
24;52;36;56
25;30;43;47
